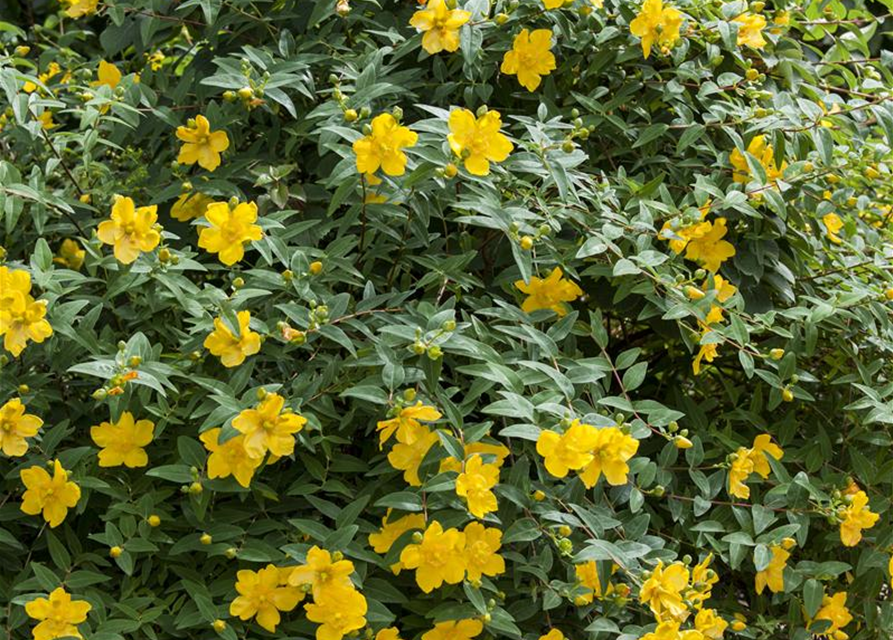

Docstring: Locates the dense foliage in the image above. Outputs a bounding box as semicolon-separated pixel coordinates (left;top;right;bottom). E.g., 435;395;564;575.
1;1;893;640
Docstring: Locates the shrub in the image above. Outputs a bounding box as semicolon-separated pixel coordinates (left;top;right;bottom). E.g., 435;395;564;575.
1;1;892;640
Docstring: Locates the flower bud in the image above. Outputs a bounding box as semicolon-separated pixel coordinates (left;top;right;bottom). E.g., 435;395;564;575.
18;384;29;394
731;621;746;632
803;162;814;172
224;547;238;559
412;342;426;355
782;387;794;402
442;320;457;331
200;533;213;545
15;45;30;56
558;525;572;537
238;87;253;100
411;531;424;543
92;388;108;401
223;90;236;102
282;269;294;282
685;286;705;300
189;481;203;494
404;388;417;402
427;345;443;360
674;435;693;449
212;620;226;632
344;109;358;122
110;546;123;558
561;140;575;154
232;277;245;289
392;106;403;121
494;12;509;24
746;68;760;81
520;236;534;251
148;514;161;527
443;163;458;178
309;261;323;275
781;537;796;549
769;348;784;360
532;489;546;501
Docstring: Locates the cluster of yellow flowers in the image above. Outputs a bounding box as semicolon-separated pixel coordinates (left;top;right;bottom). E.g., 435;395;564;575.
537;419;640;488
353;108;512;180
0;266;53;357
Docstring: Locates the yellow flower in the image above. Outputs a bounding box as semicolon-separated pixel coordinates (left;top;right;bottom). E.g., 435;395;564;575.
456;454;500;518
387;422;440;486
97;196;162;264
20;459;81;528
537;420;600;478
695;609;728;640
755;544;789;595
399;520;466;592
53;239;85;270
90;411;154;467
92;60;122;89
578;426;639;488
421;619;483;640
463;522;505;581
515;267;583;317
542;0;565;7
377;629;403;640
288;546;355;599
176;114;230;172
0;397;42;457
684;218;736;273
60;0;98;18
750;434;783;478
640;620;691;640
304;587;367;640
229;565;303;633
735;13;767;49
198;200;263;265
811;592;852;639
200;428;263;488
447;108;514;176
639;560;690;621
540;632;566;640
25;587;92;640
204;310;262;368
353;113;418;178
376;401;441;446
500;29;557;92
687;553;718;606
575;560;615;603
369;510;427;554
233;392;307;459
409;0;471;55
630;0;683;59
823;213;844;244
661;219;712;255
0;267;53;358
170;192;213;222
38;111;56;130
839;490;879;547
440;440;510;473
728;446;754;499
730;135;786;184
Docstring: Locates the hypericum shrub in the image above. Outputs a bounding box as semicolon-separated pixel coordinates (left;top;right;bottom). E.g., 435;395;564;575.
1;1;892;640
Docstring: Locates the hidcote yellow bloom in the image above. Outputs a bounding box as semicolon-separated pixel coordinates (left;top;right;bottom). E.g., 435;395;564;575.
630;0;683;59
376;401;441;446
60;0;98;18
377;629;403;640
0;398;42;457
811;592;852;639
750;434;783;479
399;520;466;592
735;13;767;49
578;426;639;488
20;459;81;528
684;218;736;273
727;434;783;499
694;609;728;640
204;310;262;368
0;267;53;358
639;620;694;640
97;196;162;264
288;546;355;599
839;490;879;547
440;440;510;473
540;631;566;640
730;135;786;184
661;219;712;255
92;60;122;89
456;454;500;518
90;411;154;468
387;422;440;486
170;192;213;222
575;560;615;603
229;565;303;633
463;522;506;581
353;113;418;178
422;619;483;640
368;510;427;554
177;115;230;172
408;0;471;55
823;213;844;244
198;200;263;265
639;560;690;621
233;392;307;459
501;29;557;92
53;239;85;270
304;587;368;640
537;420;600;478
200;428;263;487
755;544;789;595
515;267;583;317
25;587;91;640
447;108;514;176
